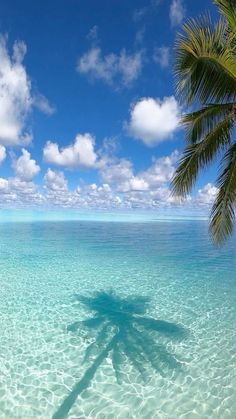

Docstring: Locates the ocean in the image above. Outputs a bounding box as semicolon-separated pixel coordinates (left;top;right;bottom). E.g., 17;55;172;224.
0;219;235;418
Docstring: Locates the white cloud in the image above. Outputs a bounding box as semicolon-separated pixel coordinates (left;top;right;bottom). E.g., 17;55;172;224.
153;46;170;68
0;144;216;213
99;158;134;192
99;150;179;197
44;169;68;191
0;146;6;164
0;148;41;207
8;178;38;197
0;177;44;206
33;93;55;115
0;37;32;146
170;0;185;26
81;183;122;209
95;149;194;210
126;97;180;146
0;147;42;206
140;151;179;187
99;136;119;157
77;47;143;87
0;178;9;191
43;133;97;169
42;170;122;210
129;177;149;192
196;183;218;205
0;36;54;147
12;149;40;181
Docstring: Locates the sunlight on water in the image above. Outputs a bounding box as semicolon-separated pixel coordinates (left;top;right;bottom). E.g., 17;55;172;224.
0;220;235;418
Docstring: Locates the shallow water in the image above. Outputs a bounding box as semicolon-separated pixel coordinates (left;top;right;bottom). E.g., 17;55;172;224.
0;220;235;418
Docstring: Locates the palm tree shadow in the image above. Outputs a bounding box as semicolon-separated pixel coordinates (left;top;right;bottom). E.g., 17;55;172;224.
52;290;188;419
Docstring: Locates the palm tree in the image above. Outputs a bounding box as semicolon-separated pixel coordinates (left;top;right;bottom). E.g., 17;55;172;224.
171;0;236;244
53;291;187;419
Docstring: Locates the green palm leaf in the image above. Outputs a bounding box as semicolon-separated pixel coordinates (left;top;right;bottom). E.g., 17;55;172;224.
172;116;233;196
173;0;236;243
182;103;234;144
214;0;236;34
175;18;236;104
210;143;236;243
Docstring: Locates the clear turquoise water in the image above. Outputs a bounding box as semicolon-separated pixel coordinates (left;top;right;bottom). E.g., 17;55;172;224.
0;220;235;418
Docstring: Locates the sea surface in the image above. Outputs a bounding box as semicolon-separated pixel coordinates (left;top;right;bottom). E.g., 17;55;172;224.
0;220;235;418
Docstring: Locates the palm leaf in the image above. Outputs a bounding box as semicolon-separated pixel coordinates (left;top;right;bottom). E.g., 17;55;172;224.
214;0;236;34
182;103;234;144
210;143;236;243
172;116;234;196
175;17;236;104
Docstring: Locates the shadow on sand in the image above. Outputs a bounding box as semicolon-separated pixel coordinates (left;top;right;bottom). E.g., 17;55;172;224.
52;290;188;419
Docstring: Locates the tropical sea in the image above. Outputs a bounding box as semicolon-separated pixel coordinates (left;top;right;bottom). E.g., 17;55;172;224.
0;217;235;418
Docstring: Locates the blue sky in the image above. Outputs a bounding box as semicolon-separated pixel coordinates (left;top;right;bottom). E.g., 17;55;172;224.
0;0;220;214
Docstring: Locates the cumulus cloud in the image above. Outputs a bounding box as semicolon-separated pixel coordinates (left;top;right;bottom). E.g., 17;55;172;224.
0;149;42;207
153;46;170;68
129;177;149;192
42;169;122;210
98;156;149;193
0;144;217;213
0;36;54;147
99;150;179;199
0;177;44;207
0;146;6;164
140;151;179;187
170;0;185;26
44;169;68;191
196;183;218;205
126;97;180;146
77;47;143;87
96;149;194;210
80;183;122;209
12;149;40;181
99;158;133;191
100;158;149;193
0;37;32;146
0;178;9;191
43;133;97;169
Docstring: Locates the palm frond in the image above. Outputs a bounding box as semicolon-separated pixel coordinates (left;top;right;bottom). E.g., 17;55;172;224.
171;116;234;196
175;17;236;104
214;0;236;34
210;143;236;244
182;103;234;144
